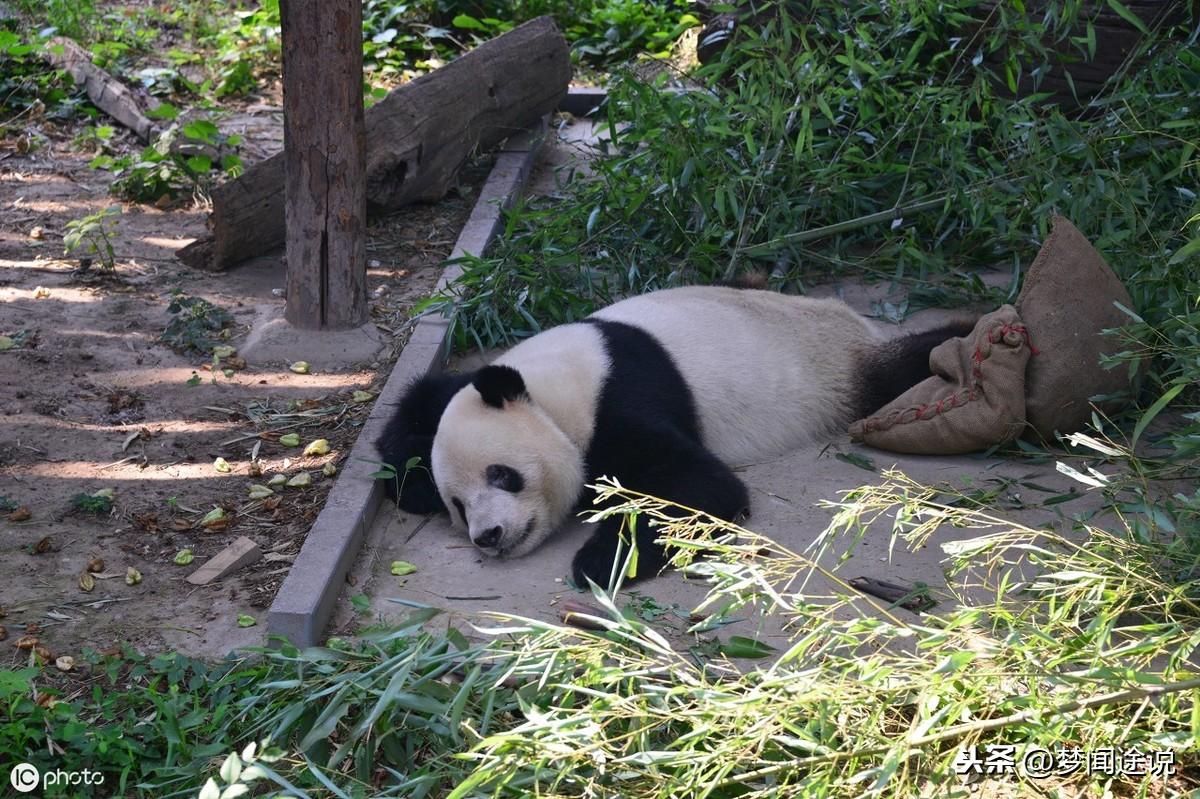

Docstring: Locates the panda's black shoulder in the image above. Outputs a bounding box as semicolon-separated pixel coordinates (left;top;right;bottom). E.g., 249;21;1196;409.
580;317;704;469
375;371;472;513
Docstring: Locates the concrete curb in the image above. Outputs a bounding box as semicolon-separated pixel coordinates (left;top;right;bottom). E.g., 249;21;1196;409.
266;117;549;647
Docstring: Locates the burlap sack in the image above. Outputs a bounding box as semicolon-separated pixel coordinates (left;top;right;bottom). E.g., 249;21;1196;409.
1016;216;1134;440
849;305;1032;454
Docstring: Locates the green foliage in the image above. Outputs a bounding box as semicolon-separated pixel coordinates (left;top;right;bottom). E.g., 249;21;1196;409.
443;0;695;62
93;114;244;204
208;0;281;98
16;0;97;40
63;206;120;269
0;31;90;124
0;649;278;797
424;0;1199;396
69;492;113;515
160;290;235;354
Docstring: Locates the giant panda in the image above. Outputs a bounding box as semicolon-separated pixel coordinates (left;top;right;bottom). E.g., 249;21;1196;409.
377;286;971;587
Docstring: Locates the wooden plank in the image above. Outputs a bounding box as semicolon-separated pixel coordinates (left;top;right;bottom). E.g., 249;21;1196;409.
187;536;262;585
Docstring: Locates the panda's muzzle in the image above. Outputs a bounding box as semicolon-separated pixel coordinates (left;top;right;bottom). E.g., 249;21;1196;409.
474;517;537;557
475;526;503;549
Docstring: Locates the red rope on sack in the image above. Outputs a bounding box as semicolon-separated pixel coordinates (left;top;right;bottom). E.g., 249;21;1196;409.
862;318;1035;434
990;322;1040;356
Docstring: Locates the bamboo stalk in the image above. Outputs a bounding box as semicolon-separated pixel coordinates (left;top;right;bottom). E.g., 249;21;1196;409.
739;195;951;257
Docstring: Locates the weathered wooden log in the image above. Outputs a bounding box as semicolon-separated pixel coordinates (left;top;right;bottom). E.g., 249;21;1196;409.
43;37;159;142
178;15;571;272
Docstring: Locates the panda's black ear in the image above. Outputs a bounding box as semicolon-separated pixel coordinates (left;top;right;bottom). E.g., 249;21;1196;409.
473;365;527;408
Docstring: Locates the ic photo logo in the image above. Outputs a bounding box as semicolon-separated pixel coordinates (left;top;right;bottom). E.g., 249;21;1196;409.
8;762;105;793
9;762;39;793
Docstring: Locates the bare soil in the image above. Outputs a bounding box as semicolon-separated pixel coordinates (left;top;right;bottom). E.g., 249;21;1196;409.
0;102;485;664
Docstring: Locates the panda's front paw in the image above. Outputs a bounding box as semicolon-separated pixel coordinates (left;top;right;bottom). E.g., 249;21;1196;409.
570;541;616;590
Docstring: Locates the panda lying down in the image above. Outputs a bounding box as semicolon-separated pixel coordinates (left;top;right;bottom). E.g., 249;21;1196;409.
378;286;970;587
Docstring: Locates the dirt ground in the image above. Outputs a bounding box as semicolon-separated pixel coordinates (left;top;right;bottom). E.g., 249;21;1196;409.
0;102;487;663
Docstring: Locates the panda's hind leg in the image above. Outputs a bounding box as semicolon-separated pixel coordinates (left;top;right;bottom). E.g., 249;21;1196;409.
571;425;749;588
855;319;978;417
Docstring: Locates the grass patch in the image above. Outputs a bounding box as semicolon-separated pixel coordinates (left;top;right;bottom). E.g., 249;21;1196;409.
10;458;1196;796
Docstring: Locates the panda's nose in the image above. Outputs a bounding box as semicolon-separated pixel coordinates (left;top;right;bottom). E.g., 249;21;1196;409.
475;526;502;548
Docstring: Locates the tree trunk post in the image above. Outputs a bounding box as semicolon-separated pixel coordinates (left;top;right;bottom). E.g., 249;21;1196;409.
280;0;367;330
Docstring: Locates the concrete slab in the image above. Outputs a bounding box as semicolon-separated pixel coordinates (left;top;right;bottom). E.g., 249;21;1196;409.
342;406;1108;655
239;304;383;370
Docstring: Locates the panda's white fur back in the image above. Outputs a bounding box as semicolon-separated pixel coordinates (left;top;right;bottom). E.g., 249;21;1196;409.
499;286;879;464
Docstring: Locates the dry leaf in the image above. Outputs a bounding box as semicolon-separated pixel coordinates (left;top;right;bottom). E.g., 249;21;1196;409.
79;571;95;592
87;556;105;573
14;635;38;650
285;472;311;488
302;439;330;456
125;567;142;586
8;506;31;522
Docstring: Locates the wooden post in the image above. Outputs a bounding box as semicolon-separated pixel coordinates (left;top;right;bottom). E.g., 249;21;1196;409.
280;0;367;330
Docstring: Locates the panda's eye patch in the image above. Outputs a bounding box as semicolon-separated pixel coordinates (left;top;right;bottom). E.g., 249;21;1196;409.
451;497;467;525
485;464;524;493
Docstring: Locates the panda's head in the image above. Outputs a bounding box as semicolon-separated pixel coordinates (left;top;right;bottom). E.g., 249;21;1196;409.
431;364;584;558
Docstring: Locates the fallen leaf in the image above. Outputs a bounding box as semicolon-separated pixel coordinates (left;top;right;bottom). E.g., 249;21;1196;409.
278;433;301;447
322;462;337;477
125;567;142;586
79;572;95;592
303;438;330;456
351;390;373;403
0;626;6;641
33;644;52;665
237;614;256;628
14;635;37;650
173;549;194;566
87;556;105;572
212;345;237;359
390;560;417;576
33;536;53;554
171;518;192;532
33;286;50;299
289;361;310;374
0;336;14;351
131;513;159;533
267;474;288;487
7;506;31;522
262;496;282;511
29;226;44;240
55;655;74;672
285;472;311;488
92;488;116;500
199;507;227;528
248;485;274;500
213;457;232;473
